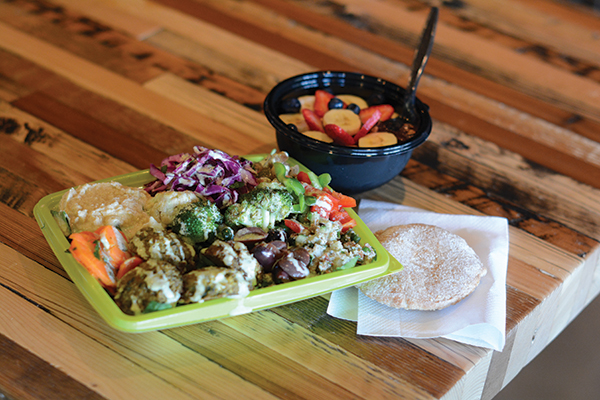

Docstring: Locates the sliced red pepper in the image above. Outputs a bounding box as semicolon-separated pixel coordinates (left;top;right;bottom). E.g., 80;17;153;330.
313;90;334;118
324;124;355;146
359;104;395;124
323;187;357;208
116;255;143;280
354;109;381;143
284;219;304;233
310;193;337;219
329;208;357;232
341;219;358;233
331;192;357;208
330;208;352;223
296;171;312;185
302;108;324;132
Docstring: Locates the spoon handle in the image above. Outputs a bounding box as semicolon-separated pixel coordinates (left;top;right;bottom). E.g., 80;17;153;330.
405;7;439;109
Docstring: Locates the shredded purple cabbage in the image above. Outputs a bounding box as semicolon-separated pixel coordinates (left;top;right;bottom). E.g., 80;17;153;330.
144;146;257;208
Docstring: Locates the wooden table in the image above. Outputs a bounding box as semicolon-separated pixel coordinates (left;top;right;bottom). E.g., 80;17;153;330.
1;0;599;399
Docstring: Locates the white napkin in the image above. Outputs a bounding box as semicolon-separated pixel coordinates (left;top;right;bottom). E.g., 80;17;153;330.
327;200;508;351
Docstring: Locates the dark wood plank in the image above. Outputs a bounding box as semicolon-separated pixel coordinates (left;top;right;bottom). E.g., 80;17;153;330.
0;48;197;158
400;159;599;257
0;139;79;194
12;92;170;170
0;333;103;400
0;202;66;277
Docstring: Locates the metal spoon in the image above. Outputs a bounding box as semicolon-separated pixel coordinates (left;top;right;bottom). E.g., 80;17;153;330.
401;6;439;128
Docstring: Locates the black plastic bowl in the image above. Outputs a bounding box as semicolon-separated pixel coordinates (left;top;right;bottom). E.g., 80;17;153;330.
263;71;432;194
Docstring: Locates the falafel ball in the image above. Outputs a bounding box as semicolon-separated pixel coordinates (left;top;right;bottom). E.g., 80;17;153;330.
114;259;183;315
129;226;196;272
201;240;262;285
180;267;251;304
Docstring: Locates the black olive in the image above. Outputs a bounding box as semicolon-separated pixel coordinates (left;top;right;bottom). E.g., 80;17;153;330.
269;240;287;254
276;248;310;280
272;266;291;283
234;227;268;246
252;242;277;271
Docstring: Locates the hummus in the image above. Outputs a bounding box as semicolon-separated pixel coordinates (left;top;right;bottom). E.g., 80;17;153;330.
59;181;152;239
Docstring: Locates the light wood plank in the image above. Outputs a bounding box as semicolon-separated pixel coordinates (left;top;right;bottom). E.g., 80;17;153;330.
0;242;280;400
332;0;600;122
221;311;434;399
434;0;600;66
53;0;312;92
0;22;273;155
143;73;275;146
440;350;492;400
53;0;161;40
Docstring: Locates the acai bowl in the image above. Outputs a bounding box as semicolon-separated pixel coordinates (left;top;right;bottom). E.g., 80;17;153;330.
264;71;432;194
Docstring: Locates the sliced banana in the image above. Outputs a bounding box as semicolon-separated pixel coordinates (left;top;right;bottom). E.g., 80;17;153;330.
357;132;398;148
298;95;315;110
279;113;309;132
322;109;362;136
303;130;334;143
336;94;369;110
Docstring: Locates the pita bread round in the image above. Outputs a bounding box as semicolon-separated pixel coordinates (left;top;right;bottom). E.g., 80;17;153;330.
358;223;486;311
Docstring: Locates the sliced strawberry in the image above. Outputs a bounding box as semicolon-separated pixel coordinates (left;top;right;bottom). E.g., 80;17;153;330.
301;108;324;132
354;109;381;143
324;124;355;146
359;104;395;124
314;90;334;118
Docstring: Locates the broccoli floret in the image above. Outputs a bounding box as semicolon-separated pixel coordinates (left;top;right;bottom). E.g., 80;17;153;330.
223;188;293;231
170;199;223;244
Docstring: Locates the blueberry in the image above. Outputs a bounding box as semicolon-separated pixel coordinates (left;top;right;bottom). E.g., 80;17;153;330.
346;103;361;114
367;93;385;106
287;123;298;131
328;97;344;110
279;98;301;114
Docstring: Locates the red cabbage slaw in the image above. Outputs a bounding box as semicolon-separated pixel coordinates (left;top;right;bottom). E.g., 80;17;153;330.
144;146;257;208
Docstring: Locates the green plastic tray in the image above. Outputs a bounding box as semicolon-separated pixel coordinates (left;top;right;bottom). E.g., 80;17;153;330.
33;155;401;333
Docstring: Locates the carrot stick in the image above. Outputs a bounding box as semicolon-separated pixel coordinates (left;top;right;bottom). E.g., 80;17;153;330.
68;232;116;289
95;226;130;268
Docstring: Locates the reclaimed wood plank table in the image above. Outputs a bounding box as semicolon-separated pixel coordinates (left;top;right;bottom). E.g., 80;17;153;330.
1;0;600;399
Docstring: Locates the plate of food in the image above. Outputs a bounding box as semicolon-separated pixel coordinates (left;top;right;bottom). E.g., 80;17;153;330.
34;146;400;333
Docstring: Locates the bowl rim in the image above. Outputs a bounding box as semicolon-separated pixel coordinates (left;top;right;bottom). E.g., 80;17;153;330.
263;70;432;157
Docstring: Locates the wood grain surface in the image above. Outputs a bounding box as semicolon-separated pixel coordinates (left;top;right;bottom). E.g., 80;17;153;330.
1;0;600;399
